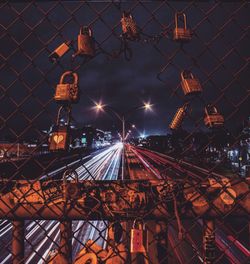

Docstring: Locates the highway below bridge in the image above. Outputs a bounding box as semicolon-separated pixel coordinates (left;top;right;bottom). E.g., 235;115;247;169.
0;143;249;264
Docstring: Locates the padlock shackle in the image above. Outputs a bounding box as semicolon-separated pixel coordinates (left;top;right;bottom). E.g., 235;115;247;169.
182;102;189;111
205;105;219;116
132;218;146;229
181;70;195;80
122;11;133;19
59;71;79;85
88;27;93;37
63;169;79;184
175;12;187;29
56;105;72;125
79;26;93;37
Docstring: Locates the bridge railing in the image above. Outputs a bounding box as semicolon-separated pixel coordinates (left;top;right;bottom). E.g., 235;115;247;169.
0;1;249;263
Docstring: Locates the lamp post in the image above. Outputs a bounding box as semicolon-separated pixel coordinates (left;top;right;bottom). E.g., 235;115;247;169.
95;102;152;179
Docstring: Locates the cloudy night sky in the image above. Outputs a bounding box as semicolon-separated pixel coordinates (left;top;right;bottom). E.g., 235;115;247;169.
0;1;249;141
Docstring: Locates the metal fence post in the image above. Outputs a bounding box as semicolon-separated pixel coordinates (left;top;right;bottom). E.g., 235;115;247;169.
59;220;72;264
203;219;215;264
12;220;25;264
155;221;168;264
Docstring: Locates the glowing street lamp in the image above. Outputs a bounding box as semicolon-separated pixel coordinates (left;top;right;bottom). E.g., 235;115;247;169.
95;103;104;111
94;102;153;179
144;102;153;110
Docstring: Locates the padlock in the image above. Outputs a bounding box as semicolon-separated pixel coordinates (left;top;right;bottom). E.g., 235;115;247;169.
173;12;192;42
73;26;95;58
63;170;80;200
49;106;71;152
75;253;98;264
54;71;79;103
204;105;224;128
49;40;72;63
169;103;189;130
130;219;147;253
121;12;140;40
181;70;202;96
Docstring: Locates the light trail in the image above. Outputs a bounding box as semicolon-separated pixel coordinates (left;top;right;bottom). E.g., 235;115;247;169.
0;143;123;264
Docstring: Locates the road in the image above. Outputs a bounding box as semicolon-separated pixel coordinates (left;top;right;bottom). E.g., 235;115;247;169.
0;143;122;264
0;143;248;264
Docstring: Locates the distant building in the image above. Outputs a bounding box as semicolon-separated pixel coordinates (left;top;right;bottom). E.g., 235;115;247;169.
0;142;37;158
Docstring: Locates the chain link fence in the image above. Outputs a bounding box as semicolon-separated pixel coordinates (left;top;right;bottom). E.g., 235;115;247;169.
0;1;249;264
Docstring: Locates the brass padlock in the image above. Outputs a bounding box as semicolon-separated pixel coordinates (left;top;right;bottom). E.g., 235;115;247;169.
49;40;72;63
54;71;79;103
130;219;147;253
63;170;80;200
173;12;192;42
49;106;71;152
181;70;202;96
169;103;189;130
204;105;224;128
121;11;140;40
73;26;95;58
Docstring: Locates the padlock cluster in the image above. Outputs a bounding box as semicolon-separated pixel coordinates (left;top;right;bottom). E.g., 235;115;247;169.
119;11;224;131
169;70;225;131
49;26;95;62
49;71;80;152
48;11;194;63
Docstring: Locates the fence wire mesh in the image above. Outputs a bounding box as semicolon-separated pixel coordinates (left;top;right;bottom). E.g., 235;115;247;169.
0;1;249;264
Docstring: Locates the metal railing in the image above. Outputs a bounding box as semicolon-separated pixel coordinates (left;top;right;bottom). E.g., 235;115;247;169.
0;1;249;264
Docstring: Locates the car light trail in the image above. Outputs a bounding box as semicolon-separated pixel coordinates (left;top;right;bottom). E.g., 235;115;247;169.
0;143;123;264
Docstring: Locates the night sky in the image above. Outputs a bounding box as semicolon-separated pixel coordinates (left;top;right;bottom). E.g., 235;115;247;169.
0;1;249;141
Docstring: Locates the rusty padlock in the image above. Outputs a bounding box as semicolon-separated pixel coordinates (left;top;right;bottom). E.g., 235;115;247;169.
130;219;147;253
73;26;95;58
49;40;72;63
169;103;189;130
121;11;140;40
173;12;192;42
49;106;71;152
204;104;224;128
181;70;202;96
54;71;79;103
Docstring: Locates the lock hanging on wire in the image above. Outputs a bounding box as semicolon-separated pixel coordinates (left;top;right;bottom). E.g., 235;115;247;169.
49;106;71;152
169;103;189;130
130;219;148;253
63;170;80;200
49;40;72;63
181;70;202;96
54;71;79;104
173;12;192;42
204;104;224;128
121;11;140;41
72;26;95;58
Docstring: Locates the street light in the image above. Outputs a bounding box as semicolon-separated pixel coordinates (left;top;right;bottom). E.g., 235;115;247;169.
144;102;153;110
95;103;104;111
94;102;153;179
